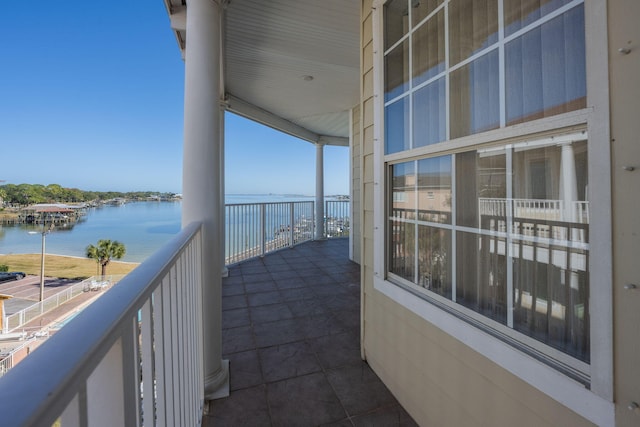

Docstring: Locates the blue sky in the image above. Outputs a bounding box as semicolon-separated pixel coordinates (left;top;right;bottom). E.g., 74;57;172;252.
1;1;349;196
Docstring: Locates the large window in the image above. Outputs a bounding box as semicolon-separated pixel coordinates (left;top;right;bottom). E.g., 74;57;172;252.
389;136;590;363
383;0;591;371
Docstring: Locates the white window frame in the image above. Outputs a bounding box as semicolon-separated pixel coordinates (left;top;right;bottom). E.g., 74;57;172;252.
370;1;613;425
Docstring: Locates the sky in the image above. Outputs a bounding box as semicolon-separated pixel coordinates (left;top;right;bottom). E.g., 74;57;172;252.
1;1;349;196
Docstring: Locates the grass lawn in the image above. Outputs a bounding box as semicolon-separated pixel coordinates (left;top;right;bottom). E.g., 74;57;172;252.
0;254;138;279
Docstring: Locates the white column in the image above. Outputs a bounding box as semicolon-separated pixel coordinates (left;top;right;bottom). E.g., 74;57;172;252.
182;0;228;400
559;141;578;222
315;143;325;240
220;111;229;277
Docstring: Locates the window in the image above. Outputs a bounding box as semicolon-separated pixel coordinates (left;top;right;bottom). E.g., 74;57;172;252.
389;135;590;363
382;0;593;372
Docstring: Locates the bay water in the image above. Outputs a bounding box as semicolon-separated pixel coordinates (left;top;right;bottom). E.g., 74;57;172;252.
0;194;320;263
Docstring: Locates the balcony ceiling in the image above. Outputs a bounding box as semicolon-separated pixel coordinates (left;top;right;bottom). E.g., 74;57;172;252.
165;0;360;146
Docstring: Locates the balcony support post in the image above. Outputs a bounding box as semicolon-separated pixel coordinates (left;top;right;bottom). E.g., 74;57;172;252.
182;0;229;400
315;142;325;240
559;141;578;223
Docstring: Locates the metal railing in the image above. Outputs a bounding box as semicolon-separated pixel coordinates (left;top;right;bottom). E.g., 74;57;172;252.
224;200;350;265
225;201;315;265
0;222;205;427
325;200;350;237
4;275;125;333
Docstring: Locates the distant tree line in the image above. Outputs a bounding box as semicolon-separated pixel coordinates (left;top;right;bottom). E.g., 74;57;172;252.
0;183;178;206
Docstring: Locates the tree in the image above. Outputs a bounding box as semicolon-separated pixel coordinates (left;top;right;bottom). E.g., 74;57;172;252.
86;239;126;276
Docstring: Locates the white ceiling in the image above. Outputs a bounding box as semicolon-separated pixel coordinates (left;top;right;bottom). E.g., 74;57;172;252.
164;0;360;146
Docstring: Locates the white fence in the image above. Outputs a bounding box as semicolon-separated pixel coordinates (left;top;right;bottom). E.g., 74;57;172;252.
0;338;36;378
0;222;205;426
478;198;589;224
4;275;125;334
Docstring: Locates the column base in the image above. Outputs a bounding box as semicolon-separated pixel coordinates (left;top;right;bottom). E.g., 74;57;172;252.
204;359;229;400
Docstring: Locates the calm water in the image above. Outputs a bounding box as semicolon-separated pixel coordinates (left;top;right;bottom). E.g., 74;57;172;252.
0;195;320;263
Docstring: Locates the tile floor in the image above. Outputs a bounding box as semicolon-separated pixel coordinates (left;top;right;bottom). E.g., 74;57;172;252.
204;238;418;427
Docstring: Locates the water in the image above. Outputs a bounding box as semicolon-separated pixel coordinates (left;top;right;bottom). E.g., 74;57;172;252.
0;195;323;263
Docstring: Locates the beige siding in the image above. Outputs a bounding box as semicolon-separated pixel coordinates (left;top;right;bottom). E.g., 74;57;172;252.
609;1;640;425
357;0;615;425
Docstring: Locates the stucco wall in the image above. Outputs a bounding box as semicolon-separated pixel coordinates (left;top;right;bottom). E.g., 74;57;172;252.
357;0;622;425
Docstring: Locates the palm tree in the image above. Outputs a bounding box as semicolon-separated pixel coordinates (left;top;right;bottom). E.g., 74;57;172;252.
86;239;126;276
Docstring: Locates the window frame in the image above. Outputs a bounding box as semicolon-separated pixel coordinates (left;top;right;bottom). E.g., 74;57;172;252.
370;0;613;425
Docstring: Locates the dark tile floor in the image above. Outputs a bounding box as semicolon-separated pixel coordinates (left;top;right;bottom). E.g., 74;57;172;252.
205;238;418;427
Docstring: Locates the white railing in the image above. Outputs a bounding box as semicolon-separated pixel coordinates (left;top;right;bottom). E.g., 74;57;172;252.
0;222;205;427
0;338;37;378
325;200;350;238
225;201;315;265
4;275;125;333
478;198;589;224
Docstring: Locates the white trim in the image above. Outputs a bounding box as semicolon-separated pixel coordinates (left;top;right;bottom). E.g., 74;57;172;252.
374;275;614;427
583;0;613;400
372;1;386;278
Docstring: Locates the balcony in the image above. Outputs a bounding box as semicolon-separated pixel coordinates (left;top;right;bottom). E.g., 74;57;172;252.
210;237;416;426
0;221;416;426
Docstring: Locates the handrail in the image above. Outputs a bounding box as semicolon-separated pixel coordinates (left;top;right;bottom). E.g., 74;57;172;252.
0;222;205;426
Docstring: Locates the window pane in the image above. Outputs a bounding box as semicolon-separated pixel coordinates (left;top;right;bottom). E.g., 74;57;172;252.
417;156;451;223
504;0;573;37
391;161;416;220
411;0;443;26
412;9;445;86
450;50;500;139
456;149;507;228
505;5;586;125
385;40;410;102
390;220;415;282
512;234;590;361
511;138;589;362
456;231;508;324
449;0;498;66
385;97;411;154
385;0;409;50
418;225;452;298
413;78;446;148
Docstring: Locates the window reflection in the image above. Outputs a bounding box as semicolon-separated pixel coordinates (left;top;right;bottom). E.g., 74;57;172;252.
505;5;586;125
413;78;446;148
456;231;508;324
448;0;499;66
450;50;500;139
418;225;451;297
385;97;410;154
412;0;444;26
412;9;445;86
417;156;451;223
510;139;589;361
503;0;573;37
388;136;590;362
384;0;410;50
385;40;410;102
